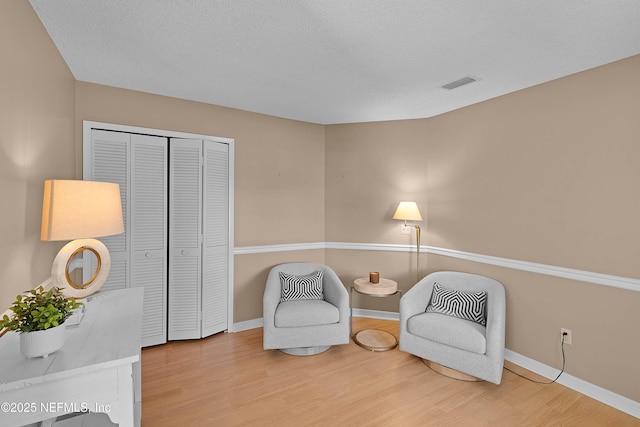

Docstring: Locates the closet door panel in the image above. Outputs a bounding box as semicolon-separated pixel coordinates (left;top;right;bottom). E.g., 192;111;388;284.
203;142;229;246
131;134;168;347
202;142;229;337
202;245;227;336
87;130;129;291
131;135;167;251
168;139;202;340
133;251;165;347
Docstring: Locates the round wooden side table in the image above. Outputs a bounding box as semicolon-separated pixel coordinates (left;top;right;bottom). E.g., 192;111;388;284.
351;277;401;352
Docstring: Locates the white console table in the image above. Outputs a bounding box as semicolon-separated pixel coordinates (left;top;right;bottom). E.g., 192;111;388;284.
0;288;143;427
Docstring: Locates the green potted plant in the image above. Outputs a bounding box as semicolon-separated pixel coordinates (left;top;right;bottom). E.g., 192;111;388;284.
0;286;83;358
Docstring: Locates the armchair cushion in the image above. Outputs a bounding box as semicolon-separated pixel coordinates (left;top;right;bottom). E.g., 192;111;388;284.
279;271;324;302
426;282;487;325
407;312;487;354
275;300;340;328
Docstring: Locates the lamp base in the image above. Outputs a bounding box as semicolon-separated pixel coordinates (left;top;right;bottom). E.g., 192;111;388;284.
51;238;111;299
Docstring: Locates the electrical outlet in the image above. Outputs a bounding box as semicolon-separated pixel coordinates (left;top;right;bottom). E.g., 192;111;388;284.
401;225;412;235
561;328;572;345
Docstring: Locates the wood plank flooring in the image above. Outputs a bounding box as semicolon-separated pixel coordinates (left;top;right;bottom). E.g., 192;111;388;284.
141;318;638;426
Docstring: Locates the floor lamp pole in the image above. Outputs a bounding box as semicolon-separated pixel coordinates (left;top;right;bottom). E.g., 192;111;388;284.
415;225;421;283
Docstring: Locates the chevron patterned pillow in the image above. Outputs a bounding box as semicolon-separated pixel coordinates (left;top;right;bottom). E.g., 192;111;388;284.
426;282;487;325
279;271;324;302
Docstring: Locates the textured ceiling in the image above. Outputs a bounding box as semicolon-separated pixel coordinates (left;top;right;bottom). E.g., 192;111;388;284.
30;0;640;124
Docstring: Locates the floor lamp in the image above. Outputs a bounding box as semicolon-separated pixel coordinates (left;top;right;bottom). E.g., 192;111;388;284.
41;180;124;299
393;201;423;283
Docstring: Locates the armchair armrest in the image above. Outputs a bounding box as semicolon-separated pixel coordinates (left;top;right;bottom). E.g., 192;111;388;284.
400;277;435;320
483;285;506;357
263;268;283;327
321;267;349;310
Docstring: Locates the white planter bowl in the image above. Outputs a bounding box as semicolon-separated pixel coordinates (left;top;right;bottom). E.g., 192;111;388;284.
20;323;67;358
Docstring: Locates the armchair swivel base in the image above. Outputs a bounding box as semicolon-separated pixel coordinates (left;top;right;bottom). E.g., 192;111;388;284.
423;359;481;382
280;345;331;356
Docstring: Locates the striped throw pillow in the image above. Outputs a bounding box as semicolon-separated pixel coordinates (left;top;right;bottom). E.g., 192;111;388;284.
426;282;487;325
279;271;324;302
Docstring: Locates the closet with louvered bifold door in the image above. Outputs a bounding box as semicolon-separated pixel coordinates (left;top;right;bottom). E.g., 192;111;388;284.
84;128;230;347
168;138;229;339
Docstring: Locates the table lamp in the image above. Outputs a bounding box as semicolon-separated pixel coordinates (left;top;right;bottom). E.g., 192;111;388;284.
41;180;124;298
393;201;423;283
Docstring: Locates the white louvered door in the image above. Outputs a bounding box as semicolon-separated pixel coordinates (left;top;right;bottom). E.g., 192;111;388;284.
169;139;203;340
202;141;229;337
85;130;168;347
169;139;229;339
131;134;168;347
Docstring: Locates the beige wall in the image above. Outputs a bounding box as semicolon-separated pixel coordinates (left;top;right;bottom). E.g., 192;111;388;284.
3;1;639;404
326;57;640;276
0;1;76;310
325;56;640;402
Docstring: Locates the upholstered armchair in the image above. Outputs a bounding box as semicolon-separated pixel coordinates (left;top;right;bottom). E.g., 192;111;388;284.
263;263;350;356
399;271;506;384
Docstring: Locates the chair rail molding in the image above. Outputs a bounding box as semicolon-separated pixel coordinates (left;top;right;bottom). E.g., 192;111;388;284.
233;242;640;293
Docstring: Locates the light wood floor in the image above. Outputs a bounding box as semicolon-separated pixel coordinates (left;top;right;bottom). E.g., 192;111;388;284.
141;318;638;426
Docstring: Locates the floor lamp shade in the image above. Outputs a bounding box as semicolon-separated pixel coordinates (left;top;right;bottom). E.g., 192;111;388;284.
392;201;422;222
41;180;124;298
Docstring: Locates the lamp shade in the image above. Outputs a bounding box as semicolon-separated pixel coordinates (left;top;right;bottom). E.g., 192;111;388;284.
393;201;422;221
41;180;124;241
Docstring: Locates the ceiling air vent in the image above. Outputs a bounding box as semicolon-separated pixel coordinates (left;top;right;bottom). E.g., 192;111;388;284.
441;76;477;90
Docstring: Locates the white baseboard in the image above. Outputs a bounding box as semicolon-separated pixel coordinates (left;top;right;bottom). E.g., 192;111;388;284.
504;349;640;419
351;308;399;321
232;317;263;332
233;314;639;419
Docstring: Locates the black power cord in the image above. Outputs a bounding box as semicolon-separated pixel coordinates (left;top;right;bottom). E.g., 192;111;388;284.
504;332;567;384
